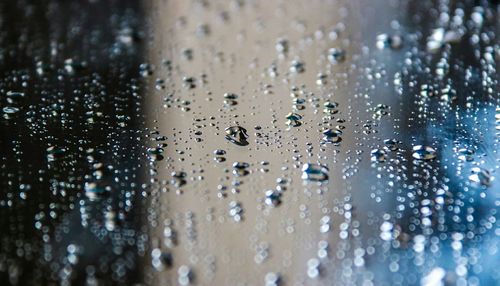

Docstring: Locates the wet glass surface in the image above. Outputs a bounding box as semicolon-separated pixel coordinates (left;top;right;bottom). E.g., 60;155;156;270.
0;0;499;285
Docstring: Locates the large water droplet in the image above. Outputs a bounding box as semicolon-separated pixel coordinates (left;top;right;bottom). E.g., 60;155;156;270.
225;126;249;146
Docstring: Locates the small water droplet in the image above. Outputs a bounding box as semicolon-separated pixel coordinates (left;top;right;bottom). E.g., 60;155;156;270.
228;201;244;222
301;163;329;182
376;33;403;50
412;145;437;161
371;149;386;163
383;139;399;151
84;182;108;201
3;106;19;114
285;112;303;127
275;38;289;54
289;60;305;74
264;190;282;207
147;147;165;161
321;129;342;144
171;171;187;187
469;167;493;187
457;148;474;162
232;162;250;176
373;104;390;119
327;48;345;63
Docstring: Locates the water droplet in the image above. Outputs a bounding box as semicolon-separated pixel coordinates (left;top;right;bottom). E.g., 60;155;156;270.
321;129;342;144
213;149;226;162
426;28;462;53
264;190;282;207
301;163;329;182
151;248;172;271
275;38;289;54
147;147;165;161
223;93;238;106
182;76;196;89
228;201;244;222
376;33;403;50
214;157;226;163
177;265;193;285
469;167;492;187
46;146;66;162
285;112;303;127
84;182;108;201
181;48;193;60
232;162;250;176
379;221;394;241
373;104;390;119
421;267;446;286
3;106;19;114
323;101;339;114
316;73;327;86
370;149;386;163
265;272;281;286
327;48;345;63
412;145;437;161
457;148;474;162
289;60;305;74
6;91;25;98
64;58;87;74
383;139;399;151
306;258;321;278
225;126;249;146
171;171;187;187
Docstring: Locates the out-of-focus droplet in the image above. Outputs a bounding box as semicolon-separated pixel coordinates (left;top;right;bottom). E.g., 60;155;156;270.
412;145;437;161
301;163;329;182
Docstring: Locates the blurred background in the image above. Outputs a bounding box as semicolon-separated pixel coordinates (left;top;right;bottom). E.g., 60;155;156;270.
0;0;498;285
